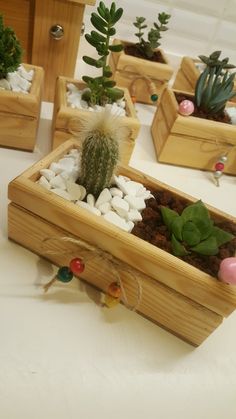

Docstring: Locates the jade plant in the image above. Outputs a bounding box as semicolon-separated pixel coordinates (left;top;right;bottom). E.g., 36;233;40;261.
0;15;22;79
82;1;124;107
161;200;234;256
195;51;236;115
133;13;171;60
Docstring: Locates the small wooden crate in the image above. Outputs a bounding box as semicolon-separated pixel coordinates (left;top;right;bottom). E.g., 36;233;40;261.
109;39;174;105
52;76;141;165
173;56;236;103
8;139;236;346
151;87;236;175
0;64;44;151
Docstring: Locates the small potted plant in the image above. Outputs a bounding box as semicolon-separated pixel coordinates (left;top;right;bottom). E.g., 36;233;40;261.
108;12;173;105
173;55;236;103
0;15;44;151
52;1;140;165
151;51;236;175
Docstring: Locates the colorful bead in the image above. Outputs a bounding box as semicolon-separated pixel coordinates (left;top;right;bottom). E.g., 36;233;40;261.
215;162;224;171
214;170;222;178
151;93;158;102
178;100;194;116
107;282;121;298
219;156;227;163
218;257;236;285
57;266;73;283
104;294;120;308
69;258;85;275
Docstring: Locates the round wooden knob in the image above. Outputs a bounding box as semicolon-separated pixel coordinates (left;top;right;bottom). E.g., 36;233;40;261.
50;24;64;40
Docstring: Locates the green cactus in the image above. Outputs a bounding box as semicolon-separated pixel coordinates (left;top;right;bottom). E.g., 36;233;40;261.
161;200;234;256
195;51;236;115
0;15;23;79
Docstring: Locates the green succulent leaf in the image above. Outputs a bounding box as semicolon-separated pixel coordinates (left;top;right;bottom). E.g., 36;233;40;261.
91;14;108;34
90;30;106;43
106;87;124;101
191;236;219;256
171;216;184;241
109;44;123;52
107;27;116;36
181;200;209;223
182;221;201;246
103;79;116;88
171;234;189;256
211;226;235;247
194;218;213;240
160;206;179;231
112;8;123;24
82;56;100;67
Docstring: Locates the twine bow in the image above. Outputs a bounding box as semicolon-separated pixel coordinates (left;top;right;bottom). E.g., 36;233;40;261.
42;236;142;312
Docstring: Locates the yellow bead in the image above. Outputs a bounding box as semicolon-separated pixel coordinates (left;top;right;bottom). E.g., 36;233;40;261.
104;294;120;308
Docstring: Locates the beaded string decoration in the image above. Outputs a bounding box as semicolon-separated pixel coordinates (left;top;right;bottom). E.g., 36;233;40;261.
42;236;142;310
122;64;159;104
213;155;228;186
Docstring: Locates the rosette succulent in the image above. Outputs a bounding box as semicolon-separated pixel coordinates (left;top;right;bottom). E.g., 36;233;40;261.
161;200;234;256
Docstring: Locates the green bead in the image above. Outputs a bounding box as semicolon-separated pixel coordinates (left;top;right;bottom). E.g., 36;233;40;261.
151;94;158;102
57;266;73;283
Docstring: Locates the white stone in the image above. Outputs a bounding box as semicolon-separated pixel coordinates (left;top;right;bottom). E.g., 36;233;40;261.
87;194;95;206
111;196;129;217
58;157;75;171
124;195;146;211
68;148;80;156
76;200;101;216
50;174;67;190
113;175;128;194
103;211;130;231
49;162;64;175
127;209;142;222
0;79;11;90
122;180;143;196
39;169;55;181
79;185;86;200
7;72;31;92
38;176;51;190
98;202;111;214
18;65;34;81
226;106;236;125
66;181;82;200
95;188;112;208
67;83;79;93
109;187;123;198
126;221;135;233
136;189;154;200
51;189;71;200
60;171;70;180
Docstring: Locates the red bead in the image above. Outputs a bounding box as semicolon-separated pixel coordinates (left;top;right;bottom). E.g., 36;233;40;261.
215;162;224;171
69;258;85;275
107;282;121;298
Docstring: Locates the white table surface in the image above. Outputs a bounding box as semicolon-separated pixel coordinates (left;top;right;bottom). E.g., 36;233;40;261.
0;101;236;419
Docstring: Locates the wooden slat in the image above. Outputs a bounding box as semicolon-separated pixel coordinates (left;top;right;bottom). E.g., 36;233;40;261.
8;139;236;317
8;203;223;346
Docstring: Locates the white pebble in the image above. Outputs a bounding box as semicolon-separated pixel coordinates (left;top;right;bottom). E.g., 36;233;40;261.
58;157;75;171
95;188;112;208
127;221;135;233
76;200;101;216
0;79;11;90
66;181;82;200
87;194;95;206
18;65;34;81
79;185;87;200
111;196;129;218
124;195;146;211
110;187;123;198
39;169;55;181
38;176;51;190
103;211;130;231
121;180;143;196
127;209;142;222
49;162;64;175
226;106;236;125
98;202;111;214
50;175;67;190
51;189;71;200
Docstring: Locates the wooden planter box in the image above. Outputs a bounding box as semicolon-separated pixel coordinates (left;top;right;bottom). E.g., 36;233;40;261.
151;87;236;175
108;39;174;105
173;56;236;103
8;139;236;346
0;64;44;151
52;76;141;165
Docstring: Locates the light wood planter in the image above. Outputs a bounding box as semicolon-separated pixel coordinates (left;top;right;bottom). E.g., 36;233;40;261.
173;56;236;103
108;39;174;105
8;139;236;346
151;88;236;175
0;64;44;151
52;76;141;165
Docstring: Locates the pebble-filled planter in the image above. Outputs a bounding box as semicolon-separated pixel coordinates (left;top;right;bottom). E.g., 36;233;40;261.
8;139;236;346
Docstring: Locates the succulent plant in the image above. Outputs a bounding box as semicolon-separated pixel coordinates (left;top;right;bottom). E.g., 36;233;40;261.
161;200;234;256
0;15;22;79
195;51;236;115
81;1;124;107
77;109;130;198
133;12;171;60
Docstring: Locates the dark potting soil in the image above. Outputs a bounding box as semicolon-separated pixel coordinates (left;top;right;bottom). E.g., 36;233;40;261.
124;44;165;63
175;92;232;124
131;190;236;278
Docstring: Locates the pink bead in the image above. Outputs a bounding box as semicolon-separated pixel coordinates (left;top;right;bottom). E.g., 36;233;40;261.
215;162;224;171
178;100;194;116
218;257;236;285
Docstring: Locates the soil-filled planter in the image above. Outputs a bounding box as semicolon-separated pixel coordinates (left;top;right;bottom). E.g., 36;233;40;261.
151;87;236;174
173;56;236;103
8;139;236;346
0;64;44;151
52;76;140;165
108;39;173;105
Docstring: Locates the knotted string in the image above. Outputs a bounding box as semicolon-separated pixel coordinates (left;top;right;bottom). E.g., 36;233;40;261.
42;236;143;312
